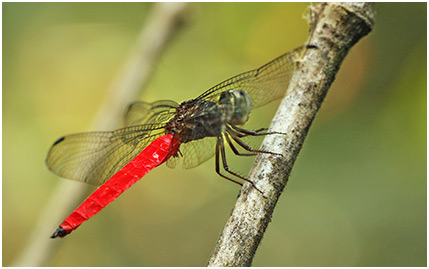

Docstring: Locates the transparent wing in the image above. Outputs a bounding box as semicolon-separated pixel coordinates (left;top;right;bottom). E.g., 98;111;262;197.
196;45;313;108
46;124;166;186
124;100;178;127
166;137;217;169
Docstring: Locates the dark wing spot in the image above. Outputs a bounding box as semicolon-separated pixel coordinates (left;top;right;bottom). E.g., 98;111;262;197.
307;44;318;49
53;136;65;146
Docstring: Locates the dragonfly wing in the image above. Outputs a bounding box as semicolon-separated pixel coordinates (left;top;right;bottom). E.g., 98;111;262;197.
196;45;313;109
46;124;166;186
166;137;217;169
124;100;178;127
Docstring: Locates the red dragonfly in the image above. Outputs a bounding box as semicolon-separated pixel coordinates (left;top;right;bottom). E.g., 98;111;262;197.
47;45;316;238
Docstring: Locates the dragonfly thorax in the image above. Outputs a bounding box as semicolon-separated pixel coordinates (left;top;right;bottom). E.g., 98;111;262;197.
165;90;253;143
165;99;228;143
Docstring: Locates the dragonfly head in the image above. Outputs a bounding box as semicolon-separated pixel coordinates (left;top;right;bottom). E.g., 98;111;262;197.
219;90;252;125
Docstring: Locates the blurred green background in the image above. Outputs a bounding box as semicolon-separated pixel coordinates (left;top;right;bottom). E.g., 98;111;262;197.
3;2;426;266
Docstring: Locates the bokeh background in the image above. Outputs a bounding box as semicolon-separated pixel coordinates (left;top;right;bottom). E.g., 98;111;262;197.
3;2;426;266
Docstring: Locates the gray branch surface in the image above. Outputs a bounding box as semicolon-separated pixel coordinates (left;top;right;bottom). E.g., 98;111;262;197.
11;3;189;267
207;3;375;267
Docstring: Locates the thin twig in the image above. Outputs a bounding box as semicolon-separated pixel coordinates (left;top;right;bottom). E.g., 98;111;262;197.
207;3;375;266
11;3;189;267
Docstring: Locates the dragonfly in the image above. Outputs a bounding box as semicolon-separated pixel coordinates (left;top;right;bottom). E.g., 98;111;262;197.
47;44;317;238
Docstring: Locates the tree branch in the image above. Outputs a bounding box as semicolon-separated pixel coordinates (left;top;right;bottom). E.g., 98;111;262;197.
11;3;189;267
207;3;375;266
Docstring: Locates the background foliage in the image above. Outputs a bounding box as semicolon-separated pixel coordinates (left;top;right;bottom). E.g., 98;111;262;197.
3;3;426;266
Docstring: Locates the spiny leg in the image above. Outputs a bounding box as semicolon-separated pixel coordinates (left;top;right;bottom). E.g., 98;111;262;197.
253;127;269;133
216;136;265;196
224;134;258;157
226;126;262;138
215;136;244;187
226;125;267;138
229;124;286;137
227;129;283;157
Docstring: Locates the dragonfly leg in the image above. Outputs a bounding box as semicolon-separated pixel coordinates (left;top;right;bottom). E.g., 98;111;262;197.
226;125;261;138
229;124;286;137
225;125;263;138
216;136;266;197
215;138;243;187
226;129;283;157
253;127;269;133
224;134;258;156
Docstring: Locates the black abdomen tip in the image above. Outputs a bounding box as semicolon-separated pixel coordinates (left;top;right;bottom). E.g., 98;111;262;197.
51;227;67;238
